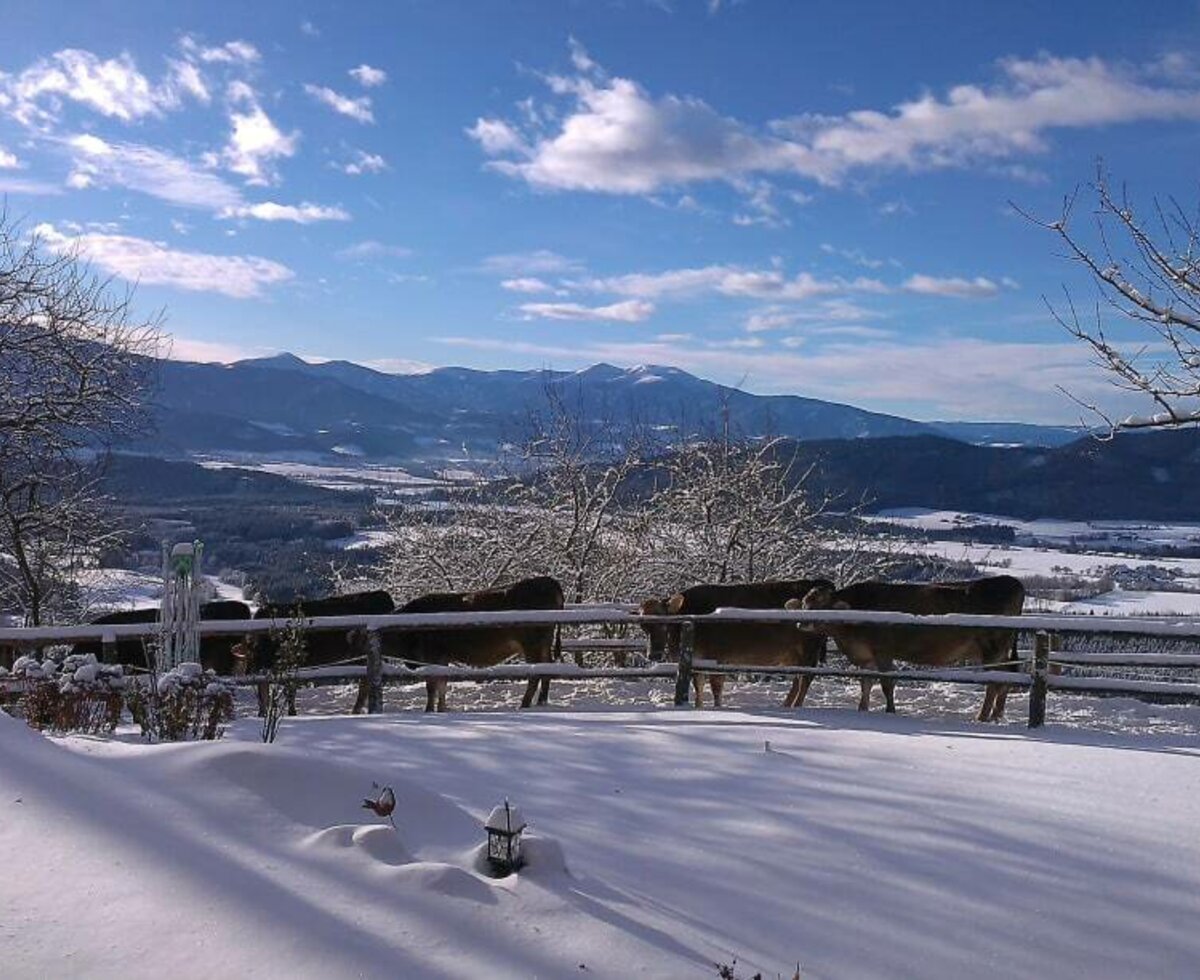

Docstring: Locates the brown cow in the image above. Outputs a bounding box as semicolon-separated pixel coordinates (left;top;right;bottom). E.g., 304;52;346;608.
638;579;833;708
793;575;1025;721
391;576;564;712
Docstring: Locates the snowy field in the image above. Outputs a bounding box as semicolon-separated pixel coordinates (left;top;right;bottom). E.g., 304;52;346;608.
2;699;1198;980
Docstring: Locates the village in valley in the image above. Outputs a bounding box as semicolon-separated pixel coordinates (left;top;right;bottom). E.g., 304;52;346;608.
2;3;1200;978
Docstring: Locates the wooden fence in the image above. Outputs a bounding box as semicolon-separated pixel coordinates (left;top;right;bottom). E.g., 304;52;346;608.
3;606;1200;728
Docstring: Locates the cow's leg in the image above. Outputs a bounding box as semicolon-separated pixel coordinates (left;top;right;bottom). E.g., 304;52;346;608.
790;674;815;709
709;673;724;708
857;676;873;711
691;673;704;707
425;679;437;713
991;682;1009;720
881;677;896;713
537;676;551;705
287;688;297;717
520;678;539;709
978;684;996;722
352;679;368;714
436;679;447;712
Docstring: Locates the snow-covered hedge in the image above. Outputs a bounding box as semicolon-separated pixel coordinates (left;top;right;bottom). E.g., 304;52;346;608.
128;662;235;742
14;653;126;734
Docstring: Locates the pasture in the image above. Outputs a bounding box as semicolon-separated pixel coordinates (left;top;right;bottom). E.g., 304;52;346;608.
2;706;1198;978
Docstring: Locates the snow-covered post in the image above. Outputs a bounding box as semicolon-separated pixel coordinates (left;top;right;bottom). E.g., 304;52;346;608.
673;620;694;706
1028;631;1050;729
365;627;384;714
159;541;203;673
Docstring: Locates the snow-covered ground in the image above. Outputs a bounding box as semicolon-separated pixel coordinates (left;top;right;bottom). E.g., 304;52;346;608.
873;508;1200;552
74;569;245;613
195;454;442;493
2;704;1197;979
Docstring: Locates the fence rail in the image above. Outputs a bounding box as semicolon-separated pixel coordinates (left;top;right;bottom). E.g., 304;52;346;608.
3;605;1200;727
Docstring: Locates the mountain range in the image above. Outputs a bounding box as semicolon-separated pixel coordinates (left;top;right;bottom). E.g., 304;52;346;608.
133;353;1082;463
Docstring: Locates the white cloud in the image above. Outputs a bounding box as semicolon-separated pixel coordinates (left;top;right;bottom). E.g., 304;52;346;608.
0;146;20;168
582;264;884;301
482;249;582;275
304;83;374;123
219;93;298;184
180;36;260;65
349;64;387;88
218;201;349;223
337;240;413;260
0;48;205;126
471;48;1200;194
501;277;553;293
300;21;320;37
466;118;527;155
820;243;896;269
341;149;387;174
0;176;61;195
36;223;293;298
67;133;243;209
520;299;655;322
902;274;1001;298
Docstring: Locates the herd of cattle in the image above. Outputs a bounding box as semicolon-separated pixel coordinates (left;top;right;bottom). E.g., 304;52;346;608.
67;573;1027;721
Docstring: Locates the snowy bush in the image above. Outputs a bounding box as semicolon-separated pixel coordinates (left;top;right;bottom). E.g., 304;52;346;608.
14;652;126;734
126;662;235;742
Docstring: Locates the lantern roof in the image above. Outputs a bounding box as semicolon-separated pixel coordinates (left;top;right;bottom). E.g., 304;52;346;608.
485;803;526;834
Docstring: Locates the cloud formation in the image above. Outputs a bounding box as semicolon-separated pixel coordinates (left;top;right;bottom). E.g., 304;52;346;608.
470;46;1200;194
902;274;1002;298
520;299;655;322
304;83;374;123
36;223;294;298
349;64;387;88
218;201;349;223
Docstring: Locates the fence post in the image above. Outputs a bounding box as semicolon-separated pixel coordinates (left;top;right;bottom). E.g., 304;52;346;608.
101;631;117;664
1028;630;1049;729
366;627;384;715
673;620;694;707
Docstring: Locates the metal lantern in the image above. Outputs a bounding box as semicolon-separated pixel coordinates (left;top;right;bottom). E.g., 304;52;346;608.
485;800;526;875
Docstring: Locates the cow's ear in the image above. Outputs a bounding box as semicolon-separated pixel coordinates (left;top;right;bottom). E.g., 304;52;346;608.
833;600;851;611
799;586;828;609
784;598;802;610
666;594;686;615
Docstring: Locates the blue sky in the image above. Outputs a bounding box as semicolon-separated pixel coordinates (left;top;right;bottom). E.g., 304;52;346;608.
2;0;1199;423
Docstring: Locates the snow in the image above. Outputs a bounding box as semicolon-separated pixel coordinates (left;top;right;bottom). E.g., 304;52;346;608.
2;705;1198;978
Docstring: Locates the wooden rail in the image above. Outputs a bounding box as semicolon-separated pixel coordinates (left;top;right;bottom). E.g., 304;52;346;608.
3;607;1199;728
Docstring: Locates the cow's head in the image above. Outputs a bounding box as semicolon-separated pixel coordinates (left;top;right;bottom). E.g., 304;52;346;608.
788;586;849;633
636;597;671;658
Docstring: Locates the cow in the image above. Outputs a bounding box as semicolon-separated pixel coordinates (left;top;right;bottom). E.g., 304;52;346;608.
72;600;253;675
792;575;1026;721
637;579;834;708
390;576;564;713
250;590;394;715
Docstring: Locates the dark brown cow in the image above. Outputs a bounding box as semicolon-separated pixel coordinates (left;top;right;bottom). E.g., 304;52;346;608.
793;575;1025;721
391;576;564;712
71;600;253;674
252;590;395;715
638;579;833;708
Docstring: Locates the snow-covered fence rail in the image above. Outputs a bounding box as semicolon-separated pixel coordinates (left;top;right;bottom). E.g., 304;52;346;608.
4;606;1200;726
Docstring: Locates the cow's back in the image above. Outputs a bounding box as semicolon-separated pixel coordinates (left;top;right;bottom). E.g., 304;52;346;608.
393;576;562;668
671;578;832;667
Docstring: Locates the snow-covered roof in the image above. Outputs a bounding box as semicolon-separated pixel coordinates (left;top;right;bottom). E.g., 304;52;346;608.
485;803;526;834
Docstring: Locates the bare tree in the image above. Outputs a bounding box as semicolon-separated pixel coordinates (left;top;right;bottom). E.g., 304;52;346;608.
1026;166;1200;432
639;431;830;590
0;215;162;624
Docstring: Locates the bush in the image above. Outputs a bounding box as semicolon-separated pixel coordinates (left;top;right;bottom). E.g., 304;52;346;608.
12;653;126;734
126;662;235;742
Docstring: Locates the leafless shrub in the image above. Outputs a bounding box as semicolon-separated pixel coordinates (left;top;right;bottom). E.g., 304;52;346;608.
261;612;308;743
11;652;125;734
